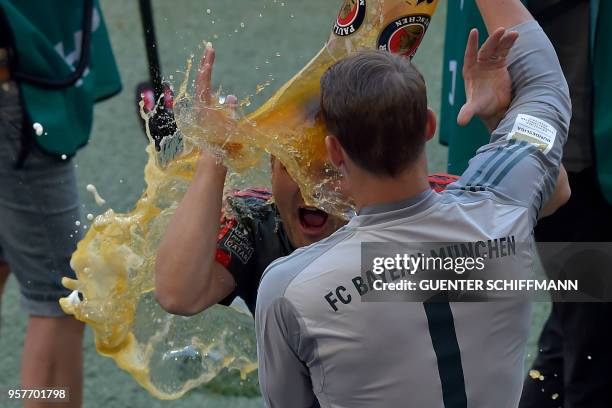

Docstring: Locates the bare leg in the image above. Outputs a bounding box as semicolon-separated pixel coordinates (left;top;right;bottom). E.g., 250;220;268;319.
21;316;84;408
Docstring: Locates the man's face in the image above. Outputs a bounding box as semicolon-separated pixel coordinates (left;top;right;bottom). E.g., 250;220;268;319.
271;157;346;248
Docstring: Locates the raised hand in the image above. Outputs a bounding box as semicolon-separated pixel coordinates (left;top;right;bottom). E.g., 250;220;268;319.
193;43;239;153
457;27;519;131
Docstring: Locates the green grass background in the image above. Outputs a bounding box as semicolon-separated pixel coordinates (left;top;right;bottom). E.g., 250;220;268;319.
0;1;549;406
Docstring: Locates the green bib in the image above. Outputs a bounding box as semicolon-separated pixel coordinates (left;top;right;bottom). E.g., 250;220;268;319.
439;1;490;175
593;0;612;204
0;0;121;157
441;1;612;204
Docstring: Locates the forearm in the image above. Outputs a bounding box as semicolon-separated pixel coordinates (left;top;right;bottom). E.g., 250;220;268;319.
459;16;571;222
475;0;533;34
155;153;230;312
540;164;570;218
487;20;571;149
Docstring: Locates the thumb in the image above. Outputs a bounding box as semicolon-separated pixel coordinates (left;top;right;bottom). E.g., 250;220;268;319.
457;102;475;127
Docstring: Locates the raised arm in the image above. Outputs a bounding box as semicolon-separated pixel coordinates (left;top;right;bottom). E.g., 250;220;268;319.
155;153;236;315
155;46;237;316
450;0;571;225
476;0;533;33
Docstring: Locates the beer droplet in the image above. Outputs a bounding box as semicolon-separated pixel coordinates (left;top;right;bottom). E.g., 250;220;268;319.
61;154;67;160
240;96;252;108
529;370;541;380
75;221;81;226
87;213;94;221
551;393;559;400
86;184;107;206
33;122;44;136
206;8;211;14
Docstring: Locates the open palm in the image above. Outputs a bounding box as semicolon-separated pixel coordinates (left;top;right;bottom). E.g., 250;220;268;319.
457;27;519;130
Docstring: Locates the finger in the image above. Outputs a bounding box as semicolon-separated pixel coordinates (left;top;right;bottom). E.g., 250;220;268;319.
477;27;505;62
198;42;216;75
457;103;475;127
196;43;216;105
495;31;519;59
196;63;211;105
225;94;238;109
203;41;216;67
225;94;239;119
463;29;479;69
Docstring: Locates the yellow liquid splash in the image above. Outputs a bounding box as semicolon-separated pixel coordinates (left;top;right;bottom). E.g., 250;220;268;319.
176;0;440;217
60;0;439;400
61;139;259;399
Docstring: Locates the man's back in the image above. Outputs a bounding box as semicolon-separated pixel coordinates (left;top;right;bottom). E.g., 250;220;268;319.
257;188;533;407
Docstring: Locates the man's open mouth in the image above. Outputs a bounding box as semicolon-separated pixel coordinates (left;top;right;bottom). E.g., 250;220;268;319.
298;206;329;232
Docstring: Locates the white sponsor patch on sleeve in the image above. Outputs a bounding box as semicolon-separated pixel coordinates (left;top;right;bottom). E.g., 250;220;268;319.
507;114;557;154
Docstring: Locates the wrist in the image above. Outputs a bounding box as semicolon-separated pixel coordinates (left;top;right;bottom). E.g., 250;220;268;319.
197;149;226;170
195;151;228;181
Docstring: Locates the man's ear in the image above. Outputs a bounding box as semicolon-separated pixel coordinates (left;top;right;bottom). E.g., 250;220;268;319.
325;135;344;169
425;108;437;142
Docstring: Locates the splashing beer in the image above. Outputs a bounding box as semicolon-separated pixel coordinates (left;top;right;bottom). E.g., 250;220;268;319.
176;0;440;217
60;0;440;400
